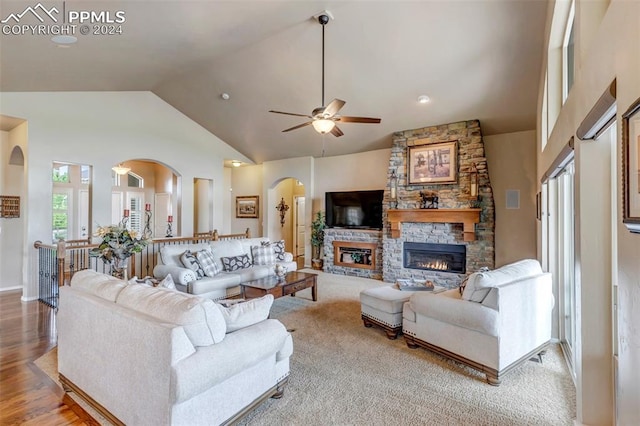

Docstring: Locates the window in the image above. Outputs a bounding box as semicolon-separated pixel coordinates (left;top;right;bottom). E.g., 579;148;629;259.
562;1;576;103
127;193;144;235
52;190;70;241
52;164;70;183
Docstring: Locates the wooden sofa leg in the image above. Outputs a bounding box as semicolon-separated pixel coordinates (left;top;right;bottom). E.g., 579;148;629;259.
362;318;373;328
404;336;419;349
271;378;288;399
384;329;399;340
486;373;501;386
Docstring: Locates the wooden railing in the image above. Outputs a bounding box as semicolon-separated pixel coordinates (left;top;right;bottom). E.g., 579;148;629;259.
34;228;250;308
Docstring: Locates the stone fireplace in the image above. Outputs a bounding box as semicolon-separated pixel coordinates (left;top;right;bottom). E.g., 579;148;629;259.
382;120;495;288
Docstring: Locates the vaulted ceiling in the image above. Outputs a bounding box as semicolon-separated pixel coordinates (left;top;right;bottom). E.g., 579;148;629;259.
0;1;548;164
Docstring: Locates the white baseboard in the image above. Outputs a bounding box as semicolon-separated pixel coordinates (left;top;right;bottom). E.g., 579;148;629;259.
0;286;22;292
21;294;38;302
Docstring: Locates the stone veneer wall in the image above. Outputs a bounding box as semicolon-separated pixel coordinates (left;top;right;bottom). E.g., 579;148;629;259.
383;120;495;288
324;229;383;280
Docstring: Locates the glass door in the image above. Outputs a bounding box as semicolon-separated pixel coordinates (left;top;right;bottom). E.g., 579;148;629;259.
557;161;575;369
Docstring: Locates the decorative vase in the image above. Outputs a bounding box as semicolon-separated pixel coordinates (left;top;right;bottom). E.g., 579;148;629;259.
274;264;287;280
110;257;129;280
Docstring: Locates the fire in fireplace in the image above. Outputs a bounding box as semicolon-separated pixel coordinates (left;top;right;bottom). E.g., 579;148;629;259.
403;242;466;274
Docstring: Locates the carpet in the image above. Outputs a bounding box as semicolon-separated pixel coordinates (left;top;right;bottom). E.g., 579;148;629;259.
35;270;576;425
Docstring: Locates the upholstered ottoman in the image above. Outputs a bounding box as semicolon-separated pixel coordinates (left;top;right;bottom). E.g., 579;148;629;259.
360;285;415;339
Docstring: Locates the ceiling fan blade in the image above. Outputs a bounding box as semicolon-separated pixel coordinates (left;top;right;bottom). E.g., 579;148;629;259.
322;99;346;117
330;125;344;137
336;116;381;124
282;121;313;132
269;110;313;118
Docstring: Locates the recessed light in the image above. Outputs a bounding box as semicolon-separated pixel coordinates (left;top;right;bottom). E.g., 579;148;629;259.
51;35;77;45
417;95;430;104
221;93;230;100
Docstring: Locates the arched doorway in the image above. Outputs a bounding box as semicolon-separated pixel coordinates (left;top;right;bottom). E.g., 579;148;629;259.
269;178;306;268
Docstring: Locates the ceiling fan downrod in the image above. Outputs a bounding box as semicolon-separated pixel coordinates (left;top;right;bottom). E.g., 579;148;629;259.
319;14;329;108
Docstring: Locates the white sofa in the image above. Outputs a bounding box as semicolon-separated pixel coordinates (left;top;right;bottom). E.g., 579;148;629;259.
402;259;554;385
58;269;293;425
153;238;298;300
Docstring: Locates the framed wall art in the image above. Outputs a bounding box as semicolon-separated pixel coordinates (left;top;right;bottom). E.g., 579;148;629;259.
407;141;457;185
236;195;259;219
623;96;640;233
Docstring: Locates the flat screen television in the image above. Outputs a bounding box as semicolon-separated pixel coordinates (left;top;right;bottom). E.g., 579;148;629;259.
325;190;384;230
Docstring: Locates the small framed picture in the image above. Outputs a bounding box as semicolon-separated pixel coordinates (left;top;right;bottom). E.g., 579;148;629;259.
236;196;259;218
623;97;640;233
407;140;457;185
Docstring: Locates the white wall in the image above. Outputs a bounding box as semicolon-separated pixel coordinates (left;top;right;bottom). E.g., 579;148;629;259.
0;129;25;290
484;131;537;267
537;1;640;424
0;92;251;300
0;125;26;291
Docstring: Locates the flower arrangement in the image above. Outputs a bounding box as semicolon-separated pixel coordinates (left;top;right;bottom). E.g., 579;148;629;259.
90;225;150;278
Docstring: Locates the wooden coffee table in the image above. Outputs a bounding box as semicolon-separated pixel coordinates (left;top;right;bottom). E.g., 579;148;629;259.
241;271;317;301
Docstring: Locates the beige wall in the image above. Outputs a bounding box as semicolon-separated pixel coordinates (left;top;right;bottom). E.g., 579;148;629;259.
314;149;391;212
484;130;537;267
230;164;263;237
538;1;639;424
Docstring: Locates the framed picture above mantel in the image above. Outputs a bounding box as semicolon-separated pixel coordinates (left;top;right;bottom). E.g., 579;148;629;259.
407;140;457;185
622;96;640;233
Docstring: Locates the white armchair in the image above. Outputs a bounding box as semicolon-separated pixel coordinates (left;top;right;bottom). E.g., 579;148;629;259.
402;259;554;385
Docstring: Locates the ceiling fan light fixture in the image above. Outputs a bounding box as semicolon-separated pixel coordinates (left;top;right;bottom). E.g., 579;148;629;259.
112;164;131;175
312;119;336;134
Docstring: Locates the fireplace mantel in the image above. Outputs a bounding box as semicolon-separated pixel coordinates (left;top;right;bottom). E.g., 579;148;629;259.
388;208;481;241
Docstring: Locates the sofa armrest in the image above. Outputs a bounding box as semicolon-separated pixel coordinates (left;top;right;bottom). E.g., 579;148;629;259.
153;264;197;285
409;291;498;336
172;319;290;403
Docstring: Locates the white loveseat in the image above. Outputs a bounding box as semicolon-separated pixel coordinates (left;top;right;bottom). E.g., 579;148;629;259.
153;238;298;300
58;269;293;425
402;259;554;385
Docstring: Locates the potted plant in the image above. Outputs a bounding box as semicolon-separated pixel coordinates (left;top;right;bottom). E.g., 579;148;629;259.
310;211;327;270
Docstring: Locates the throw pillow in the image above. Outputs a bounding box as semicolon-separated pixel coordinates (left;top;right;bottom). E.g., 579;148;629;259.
158;273;176;290
251;245;276;266
461;266;491;302
180;250;206;279
221;253;252;272
196;249;221;277
262;240;286;261
216;294;274;332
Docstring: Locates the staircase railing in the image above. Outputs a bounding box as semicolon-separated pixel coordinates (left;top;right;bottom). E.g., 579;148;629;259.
34;228;250;308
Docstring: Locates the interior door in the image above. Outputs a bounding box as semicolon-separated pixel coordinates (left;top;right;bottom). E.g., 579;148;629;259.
295;196;305;258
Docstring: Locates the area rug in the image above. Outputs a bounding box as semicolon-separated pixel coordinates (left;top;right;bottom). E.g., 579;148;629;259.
34;346;109;425
35;270;576;425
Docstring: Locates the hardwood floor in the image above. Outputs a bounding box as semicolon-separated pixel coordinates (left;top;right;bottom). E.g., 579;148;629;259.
0;290;96;425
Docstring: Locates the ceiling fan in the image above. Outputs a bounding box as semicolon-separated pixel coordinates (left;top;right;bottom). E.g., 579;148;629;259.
269;13;381;137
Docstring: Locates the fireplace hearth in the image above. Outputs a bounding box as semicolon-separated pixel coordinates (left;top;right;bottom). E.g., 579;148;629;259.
403;242;466;274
